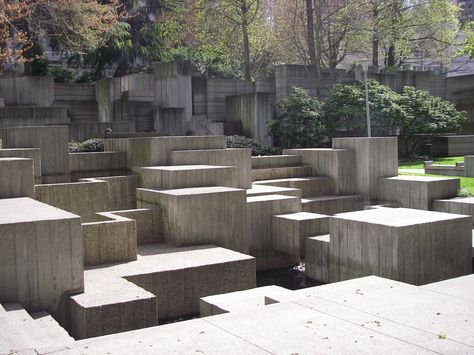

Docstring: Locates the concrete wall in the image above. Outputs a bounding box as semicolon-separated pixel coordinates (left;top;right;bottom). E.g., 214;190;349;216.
69;121;135;142
206;79;255;121
332;137;398;202
0;148;41;183
0;75;54;106
465;155;474;177
0;158;35;198
431;136;474;157
69;151;128;181
0;197;83;320
1;126;70;183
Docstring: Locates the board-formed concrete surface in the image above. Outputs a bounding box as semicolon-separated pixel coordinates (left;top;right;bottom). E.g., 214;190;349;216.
326;207;472;285
1;126;70;183
0;157;35;198
0;198;83;319
251;165;313;181
69;244;255;339
137;186;248;253
433;197;474;222
246;183;302;198
377;175;460;210
139;164;237;189
254;176;334;197
333;137;398;201
38;276;474;354
301;194;363;215
272;212;329;258
305;234;330;282
0;148;41;183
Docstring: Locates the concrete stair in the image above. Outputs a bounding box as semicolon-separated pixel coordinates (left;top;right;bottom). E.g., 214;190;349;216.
0;303;73;353
302;195;363;215
254;177;334;198
139;165;237;189
251;166;313;181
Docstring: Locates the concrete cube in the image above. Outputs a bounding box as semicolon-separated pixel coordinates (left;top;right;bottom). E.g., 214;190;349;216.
0;158;35;198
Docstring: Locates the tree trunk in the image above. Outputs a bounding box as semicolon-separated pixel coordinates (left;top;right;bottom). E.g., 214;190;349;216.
372;4;379;66
240;0;252;81
387;44;396;67
305;0;321;99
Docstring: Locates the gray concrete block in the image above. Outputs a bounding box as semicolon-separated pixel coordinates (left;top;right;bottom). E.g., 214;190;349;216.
301;195;363;215
251;155;302;169
69;151;128;181
254;176;334;197
0;198;83;321
246;184;302;198
251;166;312;181
0;158;35;198
378;176;460;210
0;148;41;183
305;234;330;283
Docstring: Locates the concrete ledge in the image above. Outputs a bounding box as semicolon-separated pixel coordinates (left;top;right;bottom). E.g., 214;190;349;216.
251;166;312;181
0;148;41;183
251;155;302;169
246;184;301;198
424;164;464;177
70;152;128;181
301;195;363;215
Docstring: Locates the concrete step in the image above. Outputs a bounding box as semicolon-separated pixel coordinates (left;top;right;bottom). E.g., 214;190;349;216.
170;148;251;189
1;303;55;352
31;311;75;344
246;184;301;198
302;195;363;215
305;235;330;283
139;165;237;189
272;212;329;258
252;166;312;181
251;155;302;169
254;177;334;197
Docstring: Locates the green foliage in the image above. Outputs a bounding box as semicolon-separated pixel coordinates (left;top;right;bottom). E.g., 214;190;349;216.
269;87;325;149
69;138;104;153
323;80;402;137
226;135;274;156
397;86;466;156
463;22;474;58
48;67;75;83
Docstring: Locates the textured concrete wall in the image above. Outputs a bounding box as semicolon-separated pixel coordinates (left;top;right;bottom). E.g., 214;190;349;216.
70;151;128;181
433;197;474;224
283;148;356;195
206;79;255;121
431;136;474;157
35;181;110;222
69;121;135;142
377;176;460;210
170;148;252;189
104;135;227;168
465;155;474;177
136;187;248;253
1;126;70;183
332;137;398;202
0;148;41;183
327;208;472;285
0;158;35;198
0;198;83;319
0;75;54;106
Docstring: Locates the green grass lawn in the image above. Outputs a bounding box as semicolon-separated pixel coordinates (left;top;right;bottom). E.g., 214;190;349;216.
398;156;474;196
399;156;465;169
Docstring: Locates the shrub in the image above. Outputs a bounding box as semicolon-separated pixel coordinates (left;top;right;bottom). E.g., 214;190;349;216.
226;135;274;156
69;138;104;153
48;67;75;83
268;87;325;149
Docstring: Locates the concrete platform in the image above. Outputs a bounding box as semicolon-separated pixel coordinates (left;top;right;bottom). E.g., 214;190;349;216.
377;175;460;210
200;286;290;317
139;164;237;189
254;176;334;197
251;166;312;181
69;244;256;339
41;276;474;354
329;207;472;285
0;198;83;319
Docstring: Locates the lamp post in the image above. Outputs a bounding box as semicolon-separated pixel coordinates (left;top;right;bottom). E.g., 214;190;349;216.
361;61;371;137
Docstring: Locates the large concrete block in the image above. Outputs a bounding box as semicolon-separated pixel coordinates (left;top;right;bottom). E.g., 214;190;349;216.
254;177;334;197
0;158;35;198
69;244;255;339
0;148;41;183
301;195;363;215
246;184;302;198
272;212;329;258
251;166;312;181
283;148;356;194
328;207;472;285
251;155;302;169
82;213;137;266
465;155;474;177
0;198;83;320
377;175;460;210
1;126;70;183
305;234;330;283
104;136;226;168
247;194;301;270
170;148;252;189
332;137;398;202
136;186;248;253
35;181;110;222
139;165;237;189
433;197;474;224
